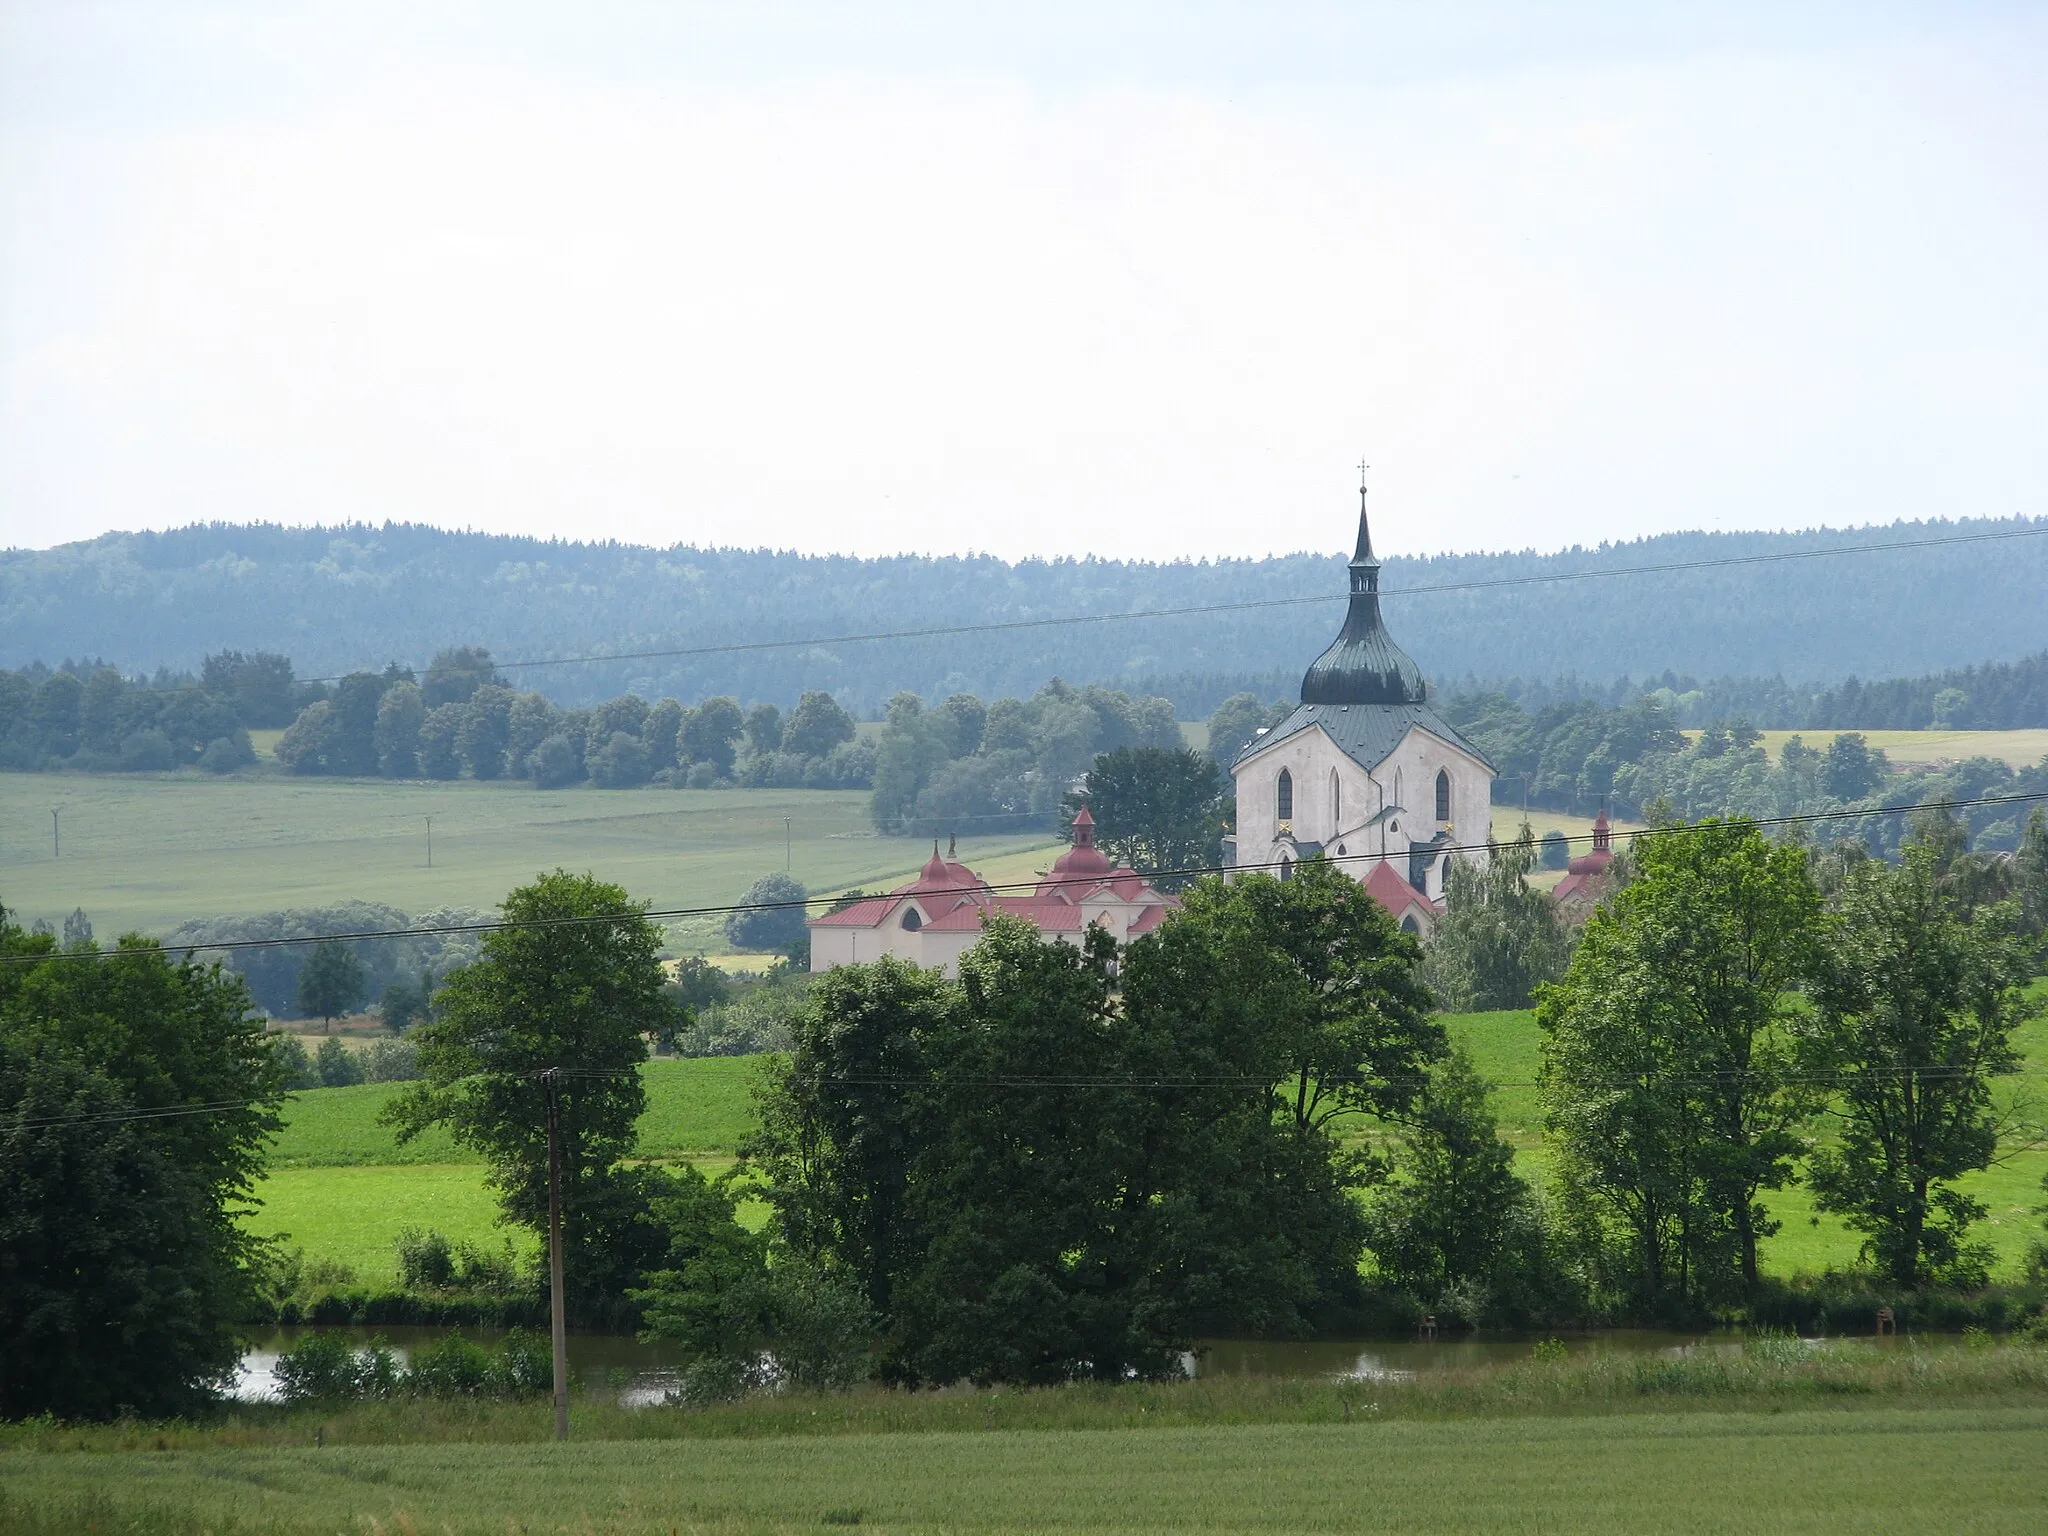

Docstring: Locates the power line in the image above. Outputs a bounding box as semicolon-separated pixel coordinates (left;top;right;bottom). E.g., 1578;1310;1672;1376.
9;787;2045;967
282;522;2048;686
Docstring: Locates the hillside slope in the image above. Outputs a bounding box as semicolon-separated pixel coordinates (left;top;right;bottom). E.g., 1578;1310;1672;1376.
5;517;2045;710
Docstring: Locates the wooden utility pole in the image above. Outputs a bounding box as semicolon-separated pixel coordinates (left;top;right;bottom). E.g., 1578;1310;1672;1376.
543;1068;569;1440
425;815;434;869
784;816;792;871
51;807;60;859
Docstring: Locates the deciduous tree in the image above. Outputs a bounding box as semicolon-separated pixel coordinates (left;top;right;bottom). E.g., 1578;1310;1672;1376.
1538;819;1819;1304
1799;847;2035;1286
0;914;286;1418
385;871;675;1319
1071;746;1226;882
296;939;367;1029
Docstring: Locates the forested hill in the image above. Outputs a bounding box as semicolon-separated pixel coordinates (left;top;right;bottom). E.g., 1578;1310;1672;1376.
4;517;2045;712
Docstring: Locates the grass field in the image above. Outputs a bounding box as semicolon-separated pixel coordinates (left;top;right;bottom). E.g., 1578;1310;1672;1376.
267;1057;766;1169
1678;727;2048;768
0;771;1059;944
5;1403;2046;1533
251;1058;769;1282
1447;998;2048;1278
247;994;2048;1287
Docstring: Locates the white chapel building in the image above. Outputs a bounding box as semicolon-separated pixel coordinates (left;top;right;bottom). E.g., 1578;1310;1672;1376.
1223;480;1495;935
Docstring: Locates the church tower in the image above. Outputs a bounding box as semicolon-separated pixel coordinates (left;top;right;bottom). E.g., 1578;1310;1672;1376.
1221;470;1495;933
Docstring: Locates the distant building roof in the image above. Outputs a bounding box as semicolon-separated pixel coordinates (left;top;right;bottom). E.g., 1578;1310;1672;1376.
1236;700;1493;776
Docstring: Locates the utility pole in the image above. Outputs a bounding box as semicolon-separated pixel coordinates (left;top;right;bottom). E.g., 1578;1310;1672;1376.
425;815;434;869
543;1068;569;1441
51;807;60;859
784;816;792;872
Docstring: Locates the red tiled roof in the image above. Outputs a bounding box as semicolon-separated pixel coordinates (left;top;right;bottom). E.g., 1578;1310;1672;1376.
1361;860;1436;917
809;896;898;928
1127;904;1171;935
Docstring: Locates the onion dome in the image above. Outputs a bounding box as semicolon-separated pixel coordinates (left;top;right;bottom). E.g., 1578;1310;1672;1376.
1299;478;1429;707
1566;809;1616;876
1047;806;1114;882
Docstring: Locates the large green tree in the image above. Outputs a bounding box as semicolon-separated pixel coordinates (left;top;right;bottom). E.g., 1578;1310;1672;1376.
748;954;954;1325
1799;847;2036;1286
752;865;1438;1385
1071;746;1226;883
1538;819;1820;1305
0;913;286;1418
1172;859;1441;1139
386;871;675;1318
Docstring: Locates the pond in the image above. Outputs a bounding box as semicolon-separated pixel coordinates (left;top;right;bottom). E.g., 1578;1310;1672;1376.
233;1327;1735;1406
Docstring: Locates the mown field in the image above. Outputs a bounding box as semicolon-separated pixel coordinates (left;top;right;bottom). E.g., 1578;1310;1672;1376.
1678;726;2048;768
5;1403;2046;1534
248;996;2048;1288
0;771;1060;945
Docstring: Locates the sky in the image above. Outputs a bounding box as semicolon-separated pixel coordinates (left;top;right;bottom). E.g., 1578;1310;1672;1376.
2;2;2045;563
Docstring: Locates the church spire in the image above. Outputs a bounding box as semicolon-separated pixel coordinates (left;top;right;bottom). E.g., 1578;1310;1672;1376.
1298;464;1428;707
1350;459;1379;592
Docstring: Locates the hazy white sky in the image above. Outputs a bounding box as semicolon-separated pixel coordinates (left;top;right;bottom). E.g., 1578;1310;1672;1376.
2;2;2044;562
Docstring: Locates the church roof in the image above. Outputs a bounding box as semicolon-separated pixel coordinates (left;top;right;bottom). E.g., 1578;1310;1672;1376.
1233;475;1493;777
1297;484;1430;707
1234;700;1494;776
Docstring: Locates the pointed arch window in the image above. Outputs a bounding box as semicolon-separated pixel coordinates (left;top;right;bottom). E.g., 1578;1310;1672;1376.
1330;769;1341;826
1436;769;1452;823
1276;768;1293;822
1279;856;1293;882
900;907;923;931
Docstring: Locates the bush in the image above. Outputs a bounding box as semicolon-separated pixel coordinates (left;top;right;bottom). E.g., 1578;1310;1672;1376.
361;1035;420;1082
588;730;653;788
404;1335;499;1397
1539;830;1569;870
117;729;178;771
255;1246;360;1317
272;1332;400;1403
395;1227;528;1295
313;1035;364;1087
724;873;809;953
273;1329;550;1402
198;731;257;773
674;970;809;1056
407;1331;551;1399
271;1033;319;1090
396;1227;456;1290
529;732;583;788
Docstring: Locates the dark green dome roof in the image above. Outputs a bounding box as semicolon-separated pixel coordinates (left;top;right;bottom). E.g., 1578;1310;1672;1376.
1299;489;1429;707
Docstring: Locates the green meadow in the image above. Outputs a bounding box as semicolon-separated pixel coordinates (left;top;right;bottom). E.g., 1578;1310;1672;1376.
247;998;2048;1288
0;770;1059;946
249;1057;769;1282
6;1403;2046;1534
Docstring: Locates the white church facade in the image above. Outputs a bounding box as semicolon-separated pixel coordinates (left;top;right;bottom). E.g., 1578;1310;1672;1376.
1222;479;1495;935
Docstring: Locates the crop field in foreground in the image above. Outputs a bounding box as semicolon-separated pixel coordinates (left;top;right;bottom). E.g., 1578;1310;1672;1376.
4;1406;2045;1534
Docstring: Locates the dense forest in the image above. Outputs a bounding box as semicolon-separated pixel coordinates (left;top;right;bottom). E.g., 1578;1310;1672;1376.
5;516;2046;712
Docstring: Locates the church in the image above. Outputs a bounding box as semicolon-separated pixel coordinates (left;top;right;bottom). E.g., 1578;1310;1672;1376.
806;811;1176;977
1222;476;1495;934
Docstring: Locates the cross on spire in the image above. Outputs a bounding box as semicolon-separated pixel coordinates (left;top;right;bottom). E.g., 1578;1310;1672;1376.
1357;457;1370;488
